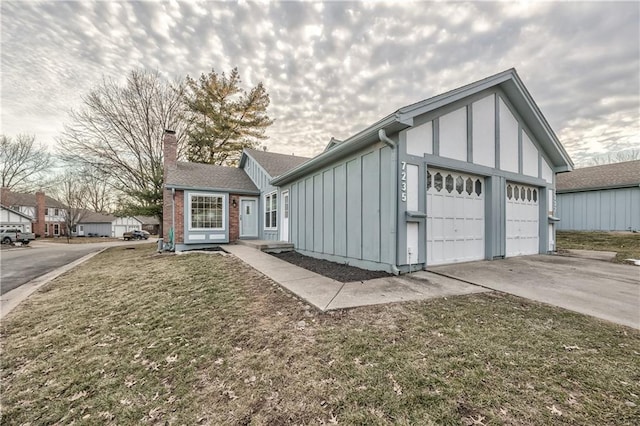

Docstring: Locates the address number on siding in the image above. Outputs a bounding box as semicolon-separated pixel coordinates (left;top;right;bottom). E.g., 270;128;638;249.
401;161;407;202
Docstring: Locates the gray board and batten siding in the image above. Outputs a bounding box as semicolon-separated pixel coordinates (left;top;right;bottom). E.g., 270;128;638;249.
241;153;279;241
240;149;311;241
285;141;398;272
557;188;640;231
273;69;573;273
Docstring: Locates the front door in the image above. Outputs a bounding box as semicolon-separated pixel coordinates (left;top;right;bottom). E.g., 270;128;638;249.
280;191;289;241
78;225;84;236
240;198;258;237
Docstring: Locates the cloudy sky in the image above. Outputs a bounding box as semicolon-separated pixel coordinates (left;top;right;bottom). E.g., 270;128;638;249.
1;1;638;166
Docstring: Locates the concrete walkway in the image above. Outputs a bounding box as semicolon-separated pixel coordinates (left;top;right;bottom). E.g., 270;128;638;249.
224;245;487;311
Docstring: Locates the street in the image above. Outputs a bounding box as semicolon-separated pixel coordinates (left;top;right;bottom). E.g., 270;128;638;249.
0;239;156;294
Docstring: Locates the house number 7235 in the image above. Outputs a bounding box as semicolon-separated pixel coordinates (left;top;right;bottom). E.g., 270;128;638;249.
400;161;407;202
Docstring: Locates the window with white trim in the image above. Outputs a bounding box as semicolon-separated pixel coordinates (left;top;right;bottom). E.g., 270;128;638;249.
53;223;59;236
189;193;224;230
265;192;277;229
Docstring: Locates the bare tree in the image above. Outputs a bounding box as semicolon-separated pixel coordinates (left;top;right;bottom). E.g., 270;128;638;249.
53;171;89;243
1;134;54;192
58;70;189;233
79;166;116;213
590;149;640;166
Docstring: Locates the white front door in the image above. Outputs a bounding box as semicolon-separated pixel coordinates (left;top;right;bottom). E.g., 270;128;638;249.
240;198;258;237
506;183;540;256
78;225;84;236
280;191;289;241
426;169;485;265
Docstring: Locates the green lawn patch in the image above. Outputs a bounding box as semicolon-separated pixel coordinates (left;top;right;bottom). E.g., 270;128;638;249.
2;245;639;424
557;231;640;263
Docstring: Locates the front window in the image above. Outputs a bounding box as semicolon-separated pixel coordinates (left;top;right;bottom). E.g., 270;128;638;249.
265;192;277;229
53;224;59;236
189;193;224;230
45;208;49;215
54;208;59;216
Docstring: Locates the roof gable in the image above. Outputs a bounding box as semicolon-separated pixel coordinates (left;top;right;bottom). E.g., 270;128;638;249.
557;160;640;192
166;161;259;193
0;205;34;221
79;210;116;223
272;68;573;186
240;148;310;178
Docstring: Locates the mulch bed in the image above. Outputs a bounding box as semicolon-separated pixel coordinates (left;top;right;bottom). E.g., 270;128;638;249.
270;251;393;282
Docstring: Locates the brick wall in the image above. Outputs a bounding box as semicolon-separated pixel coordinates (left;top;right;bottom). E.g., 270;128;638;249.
162;188;184;245
229;194;240;242
34;191;46;237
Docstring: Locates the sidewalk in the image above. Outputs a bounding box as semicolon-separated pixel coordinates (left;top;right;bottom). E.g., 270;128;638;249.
224;245;487;311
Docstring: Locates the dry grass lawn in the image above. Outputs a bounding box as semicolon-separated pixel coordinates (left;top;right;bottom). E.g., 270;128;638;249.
38;237;125;244
1;245;639;425
556;231;640;263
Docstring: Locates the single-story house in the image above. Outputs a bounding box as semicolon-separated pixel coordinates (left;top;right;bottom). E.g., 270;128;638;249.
163;68;573;273
556;160;640;231
0;205;34;233
77;211;143;237
135;216;160;235
0;188;67;237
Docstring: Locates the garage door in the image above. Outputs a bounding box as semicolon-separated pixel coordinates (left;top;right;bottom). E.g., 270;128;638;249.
427;169;485;265
506;183;539;256
113;225;127;238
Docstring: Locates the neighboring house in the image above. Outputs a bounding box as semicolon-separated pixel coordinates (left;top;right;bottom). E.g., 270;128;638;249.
163;68;573;272
77;211;143;237
135;216;160;235
556;160;640;231
0;188;67;237
76;211;115;237
0;205;34;233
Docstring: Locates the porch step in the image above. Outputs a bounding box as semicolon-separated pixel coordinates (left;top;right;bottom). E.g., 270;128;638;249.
235;239;294;253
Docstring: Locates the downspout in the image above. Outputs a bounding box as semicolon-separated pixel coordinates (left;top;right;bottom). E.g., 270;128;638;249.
378;129;396;148
170;187;176;251
379;129;401;275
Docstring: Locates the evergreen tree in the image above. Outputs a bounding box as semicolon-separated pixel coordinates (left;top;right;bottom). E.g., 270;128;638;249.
184;68;274;165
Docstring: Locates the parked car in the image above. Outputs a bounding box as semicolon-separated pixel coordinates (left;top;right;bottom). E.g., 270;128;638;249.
1;228;36;245
123;230;150;240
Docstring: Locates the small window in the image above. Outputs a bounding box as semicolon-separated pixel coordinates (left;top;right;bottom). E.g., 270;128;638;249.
54;208;59;216
507;185;512;199
434;173;443;191
445;174;454;193
265;192;277;229
426;171;432;189
527;188;532;202
475;180;482;196
533;189;538;202
514;186;520;201
246;205;251;215
455;176;464;194
466;178;473;195
45;208;49;215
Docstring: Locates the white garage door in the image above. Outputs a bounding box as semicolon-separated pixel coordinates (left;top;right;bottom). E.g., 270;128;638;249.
427;169;485;265
114;225;127;238
506;183;540;256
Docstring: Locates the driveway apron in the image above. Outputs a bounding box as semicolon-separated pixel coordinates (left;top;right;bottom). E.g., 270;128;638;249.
429;255;640;329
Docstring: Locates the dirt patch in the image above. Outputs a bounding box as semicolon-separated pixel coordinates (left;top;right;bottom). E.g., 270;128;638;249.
271;251;393;282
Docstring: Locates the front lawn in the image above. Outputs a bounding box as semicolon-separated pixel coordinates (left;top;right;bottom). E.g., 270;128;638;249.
1;245;638;424
556;231;640;263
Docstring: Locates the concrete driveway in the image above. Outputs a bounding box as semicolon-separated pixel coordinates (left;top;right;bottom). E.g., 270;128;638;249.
429;255;640;329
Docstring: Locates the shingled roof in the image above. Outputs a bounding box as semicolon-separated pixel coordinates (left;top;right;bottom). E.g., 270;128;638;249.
166;162;259;194
1;191;67;209
243;148;310;178
556;160;640;192
80;211;116;223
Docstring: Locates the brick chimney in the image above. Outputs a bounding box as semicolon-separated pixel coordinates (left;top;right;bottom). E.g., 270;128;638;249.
163;129;177;181
34;191;46;237
0;187;10;206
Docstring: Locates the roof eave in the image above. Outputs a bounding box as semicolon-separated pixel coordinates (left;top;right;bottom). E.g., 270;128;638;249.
272;114;409;186
557;183;640;193
165;183;260;195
